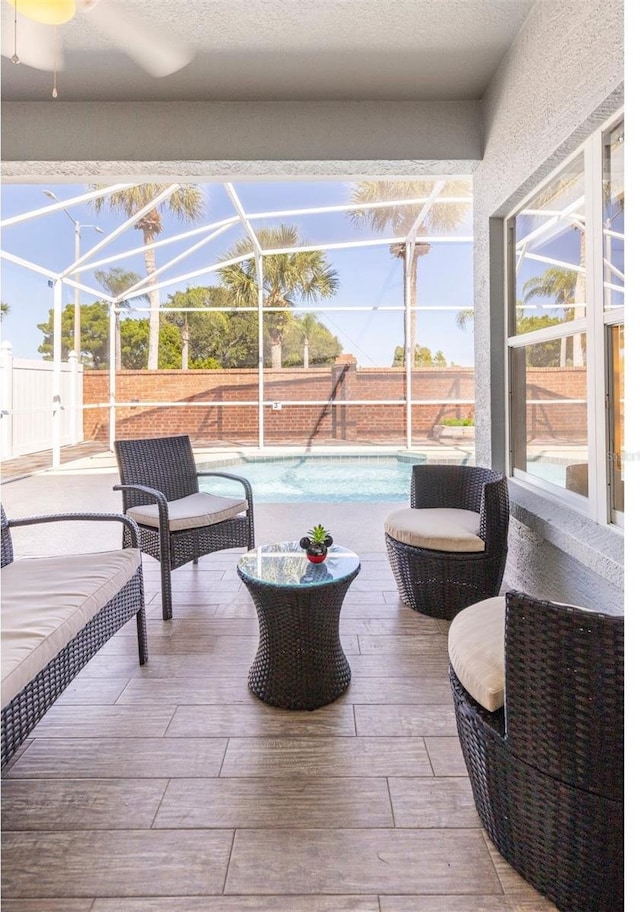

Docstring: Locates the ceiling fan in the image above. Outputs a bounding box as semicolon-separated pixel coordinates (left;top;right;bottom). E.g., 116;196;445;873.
1;0;194;80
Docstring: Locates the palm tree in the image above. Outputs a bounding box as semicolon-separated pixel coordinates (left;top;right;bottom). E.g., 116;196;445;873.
0;301;10;322
94;268;149;370
523;267;578;366
348;180;470;367
455;308;474;331
299;313;317;368
91;185;205;369
219;225;339;369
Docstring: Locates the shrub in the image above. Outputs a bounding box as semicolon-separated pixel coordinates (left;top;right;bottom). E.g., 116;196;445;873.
441;417;474;426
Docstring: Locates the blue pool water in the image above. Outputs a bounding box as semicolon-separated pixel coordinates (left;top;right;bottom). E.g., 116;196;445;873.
200;455;424;503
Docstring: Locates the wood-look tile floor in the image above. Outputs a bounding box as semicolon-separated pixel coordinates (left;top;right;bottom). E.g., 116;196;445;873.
1;551;558;911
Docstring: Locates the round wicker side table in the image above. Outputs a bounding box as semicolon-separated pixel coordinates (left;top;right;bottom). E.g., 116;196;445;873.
237;541;360;710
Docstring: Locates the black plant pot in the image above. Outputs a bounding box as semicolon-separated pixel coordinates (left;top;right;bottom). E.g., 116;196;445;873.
300;533;333;563
305;542;327;563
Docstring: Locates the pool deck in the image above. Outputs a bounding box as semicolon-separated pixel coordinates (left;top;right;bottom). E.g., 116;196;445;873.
0;446;560;911
0;442;477;556
1;450;419;557
1;441;476;483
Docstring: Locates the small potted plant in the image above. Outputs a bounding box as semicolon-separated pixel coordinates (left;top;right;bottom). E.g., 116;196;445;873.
299;524;333;563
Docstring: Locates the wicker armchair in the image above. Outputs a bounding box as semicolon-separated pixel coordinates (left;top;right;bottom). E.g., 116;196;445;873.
450;591;624;912
114;435;255;620
385;464;509;620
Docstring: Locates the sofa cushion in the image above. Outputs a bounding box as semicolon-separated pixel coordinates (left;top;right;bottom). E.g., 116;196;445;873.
384;507;484;552
126;492;247;532
448;596;505;712
1;548;140;708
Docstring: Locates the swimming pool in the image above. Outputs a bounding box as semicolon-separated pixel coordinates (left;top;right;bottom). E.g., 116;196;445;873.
200;455;427;503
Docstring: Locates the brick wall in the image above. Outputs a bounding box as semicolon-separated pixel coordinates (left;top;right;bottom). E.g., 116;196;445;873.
82;363;586;446
525;367;588;442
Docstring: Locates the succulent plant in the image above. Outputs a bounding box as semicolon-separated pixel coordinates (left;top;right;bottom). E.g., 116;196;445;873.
309;524;333;545
300;524;333;551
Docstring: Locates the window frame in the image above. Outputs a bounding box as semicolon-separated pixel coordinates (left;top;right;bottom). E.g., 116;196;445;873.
505;109;624;529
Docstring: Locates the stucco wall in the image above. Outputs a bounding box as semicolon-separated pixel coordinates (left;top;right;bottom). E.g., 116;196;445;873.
474;0;624;612
0;100;482;174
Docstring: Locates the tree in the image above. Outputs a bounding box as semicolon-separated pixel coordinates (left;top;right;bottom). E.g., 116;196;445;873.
455;308;474;330
119;317;183;369
163;286;259;368
392;344;438;367
516;314;566;366
119;318;149;369
94;267;149;370
91;184;205;370
38;302;110;368
219;225;339;369
299;313;316;369
522;267;579;366
348;180;471;366
39;302;182;369
0;301;10;322
456;300;565;367
282;313;342;367
523;267;577;314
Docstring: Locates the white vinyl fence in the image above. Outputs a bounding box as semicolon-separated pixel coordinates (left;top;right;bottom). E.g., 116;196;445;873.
0;342;83;461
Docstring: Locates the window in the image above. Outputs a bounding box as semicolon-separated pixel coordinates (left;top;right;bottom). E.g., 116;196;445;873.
608;324;624;517
508;113;624;526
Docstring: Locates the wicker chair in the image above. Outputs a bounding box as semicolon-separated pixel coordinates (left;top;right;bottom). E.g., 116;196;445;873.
114;435;255;620
450;591;624;912
385;464;509;620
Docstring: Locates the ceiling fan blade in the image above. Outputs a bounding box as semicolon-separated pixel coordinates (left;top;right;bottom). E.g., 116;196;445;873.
1;7;65;71
80;0;194;77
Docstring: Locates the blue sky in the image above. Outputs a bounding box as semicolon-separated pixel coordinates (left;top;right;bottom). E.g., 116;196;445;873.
0;180;475;366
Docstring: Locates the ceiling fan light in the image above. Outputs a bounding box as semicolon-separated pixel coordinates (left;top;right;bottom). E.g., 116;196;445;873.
8;0;77;26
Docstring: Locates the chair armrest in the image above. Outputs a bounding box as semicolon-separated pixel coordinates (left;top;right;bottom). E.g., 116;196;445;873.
113;483;169;507
479;477;509;551
5;511;142;548
197;471;254;504
113;483;170;532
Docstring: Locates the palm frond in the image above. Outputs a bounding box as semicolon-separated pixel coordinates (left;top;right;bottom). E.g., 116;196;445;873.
348;179;471;234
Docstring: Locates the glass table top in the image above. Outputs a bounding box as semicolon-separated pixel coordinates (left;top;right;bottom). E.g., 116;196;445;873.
237;541;360;588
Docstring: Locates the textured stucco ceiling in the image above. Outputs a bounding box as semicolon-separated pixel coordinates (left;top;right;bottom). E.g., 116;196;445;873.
1;0;535;102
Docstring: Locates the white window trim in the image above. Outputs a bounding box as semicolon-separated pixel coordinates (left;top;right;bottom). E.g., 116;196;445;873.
505;109;624;529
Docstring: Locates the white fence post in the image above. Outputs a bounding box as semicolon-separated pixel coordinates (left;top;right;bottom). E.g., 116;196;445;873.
1;341;14;460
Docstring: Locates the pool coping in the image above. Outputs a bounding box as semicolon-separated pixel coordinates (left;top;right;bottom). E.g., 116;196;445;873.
33;443;476;478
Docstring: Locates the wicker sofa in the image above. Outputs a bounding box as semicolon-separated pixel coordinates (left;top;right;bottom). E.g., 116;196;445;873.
1;506;148;770
448;590;624;912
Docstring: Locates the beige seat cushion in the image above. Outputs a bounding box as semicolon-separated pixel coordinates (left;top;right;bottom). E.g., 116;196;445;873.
1;548;141;708
448;596;505;712
384;507;484;553
127;492;247;532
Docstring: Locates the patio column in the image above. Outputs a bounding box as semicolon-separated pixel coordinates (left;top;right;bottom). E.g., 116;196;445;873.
405;239;415;449
52;278;63;468
109;300;117;451
257;253;264;449
0;341;14;460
